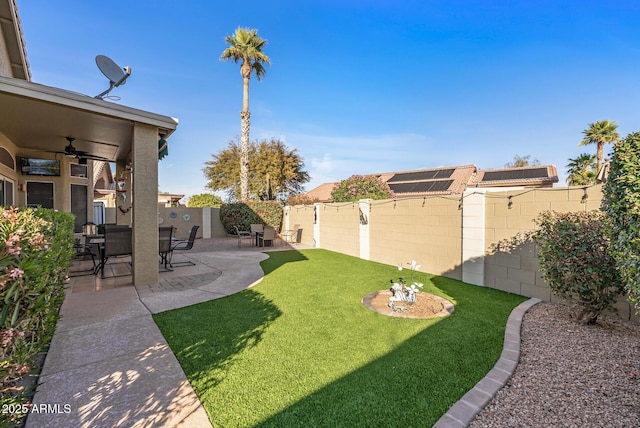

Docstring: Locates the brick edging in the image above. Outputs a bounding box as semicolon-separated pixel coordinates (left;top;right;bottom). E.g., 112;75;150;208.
433;298;542;428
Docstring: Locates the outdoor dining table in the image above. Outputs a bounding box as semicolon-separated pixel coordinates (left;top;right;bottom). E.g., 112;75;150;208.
83;234;104;275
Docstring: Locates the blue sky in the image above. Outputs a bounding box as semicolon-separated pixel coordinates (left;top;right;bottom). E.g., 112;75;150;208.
18;1;640;201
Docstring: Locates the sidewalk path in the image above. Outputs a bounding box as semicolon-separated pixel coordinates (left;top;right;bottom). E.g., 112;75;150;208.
27;242;275;428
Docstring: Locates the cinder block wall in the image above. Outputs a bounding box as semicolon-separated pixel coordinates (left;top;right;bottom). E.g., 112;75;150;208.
318;203;360;258
369;198;462;279
484;186;603;300
283;205;315;246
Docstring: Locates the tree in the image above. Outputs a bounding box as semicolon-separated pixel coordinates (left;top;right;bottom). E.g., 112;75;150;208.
330;175;394;202
566;153;597;186
187;193;223;208
602;131;640;315
220;27;271;201
203;138;309;202
579;119;619;173
505;154;540;167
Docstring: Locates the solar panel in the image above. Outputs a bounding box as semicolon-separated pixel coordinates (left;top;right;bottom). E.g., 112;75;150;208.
482;168;548;181
389;180;453;193
387;168;455;183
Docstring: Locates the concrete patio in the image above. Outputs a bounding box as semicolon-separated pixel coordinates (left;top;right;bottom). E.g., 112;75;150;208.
26;236;309;428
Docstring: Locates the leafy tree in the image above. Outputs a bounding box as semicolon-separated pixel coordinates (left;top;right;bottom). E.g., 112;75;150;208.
203;138;309;202
579;119;619;172
220;27;271;201
331;175;394;202
602;131;640;315
187;193;223;208
504;154;540;167
566;153;597;186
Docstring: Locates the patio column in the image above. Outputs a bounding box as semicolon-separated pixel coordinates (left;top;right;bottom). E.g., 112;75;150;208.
131;123;159;286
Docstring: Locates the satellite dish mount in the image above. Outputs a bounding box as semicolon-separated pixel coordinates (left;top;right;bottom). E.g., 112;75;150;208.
94;55;131;99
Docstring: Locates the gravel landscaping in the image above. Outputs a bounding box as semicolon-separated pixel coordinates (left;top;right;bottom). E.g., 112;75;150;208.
470;302;640;427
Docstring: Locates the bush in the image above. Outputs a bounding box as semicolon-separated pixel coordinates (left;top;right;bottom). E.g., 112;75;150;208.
602;131;640;315
220;201;284;233
0;207;75;426
533;210;623;324
330;175;394;202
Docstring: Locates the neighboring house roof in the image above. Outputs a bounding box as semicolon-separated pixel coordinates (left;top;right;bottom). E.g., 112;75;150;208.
0;0;30;80
471;165;559;188
305;163;559;201
305;182;336;202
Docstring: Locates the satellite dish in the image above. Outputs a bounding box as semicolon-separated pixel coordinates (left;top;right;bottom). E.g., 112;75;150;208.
94;55;131;99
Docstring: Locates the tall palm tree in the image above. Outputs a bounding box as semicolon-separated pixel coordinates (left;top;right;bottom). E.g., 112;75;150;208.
566;153;597;186
579;120;619;173
220;27;271;201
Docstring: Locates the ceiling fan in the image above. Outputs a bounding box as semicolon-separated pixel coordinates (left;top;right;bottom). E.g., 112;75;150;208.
60;137;111;162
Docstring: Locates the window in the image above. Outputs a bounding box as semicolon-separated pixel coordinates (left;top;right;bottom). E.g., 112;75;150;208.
0;148;15;170
71;184;88;233
0;177;14;207
26;182;54;209
70;163;88;178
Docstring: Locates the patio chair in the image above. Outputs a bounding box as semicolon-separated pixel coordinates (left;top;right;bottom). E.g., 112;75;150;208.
250;224;264;246
168;225;199;267
258;226;277;247
70;237;97;277
159;226;175;271
281;224;300;243
234;226;253;247
97;225;132;278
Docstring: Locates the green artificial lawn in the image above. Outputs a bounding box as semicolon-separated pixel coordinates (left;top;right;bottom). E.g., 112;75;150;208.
153;249;527;427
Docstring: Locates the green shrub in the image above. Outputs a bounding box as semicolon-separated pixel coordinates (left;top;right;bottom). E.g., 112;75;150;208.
533;210;623;324
602;131;640;315
0;207;75;426
220;201;284;233
330;175;394;202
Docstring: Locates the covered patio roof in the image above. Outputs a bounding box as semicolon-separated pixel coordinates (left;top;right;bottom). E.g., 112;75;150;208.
0;75;178;160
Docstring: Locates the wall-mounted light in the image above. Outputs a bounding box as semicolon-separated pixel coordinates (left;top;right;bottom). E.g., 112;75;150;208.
18;183;26;192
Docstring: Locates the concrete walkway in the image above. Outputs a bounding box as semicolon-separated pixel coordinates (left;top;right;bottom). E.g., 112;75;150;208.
26;237;294;428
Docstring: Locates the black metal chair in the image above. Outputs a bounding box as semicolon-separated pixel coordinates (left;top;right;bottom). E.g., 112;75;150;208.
70;238;97;277
96;225;132;278
168;225;199;267
159;226;175;271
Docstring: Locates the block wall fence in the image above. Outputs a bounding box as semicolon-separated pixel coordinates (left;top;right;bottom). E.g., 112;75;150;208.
284;184;638;322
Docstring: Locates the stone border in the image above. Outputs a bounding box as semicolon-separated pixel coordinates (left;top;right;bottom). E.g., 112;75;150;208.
433;298;542;428
362;290;455;319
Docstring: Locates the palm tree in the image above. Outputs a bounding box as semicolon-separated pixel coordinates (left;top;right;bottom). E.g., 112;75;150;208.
220;27;271;201
579;120;619;173
566;153;597;186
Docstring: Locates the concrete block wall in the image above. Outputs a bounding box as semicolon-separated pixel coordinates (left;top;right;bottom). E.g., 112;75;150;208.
483;185;603;299
369;198;462;279
283;205;315;246
317;203;360;258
